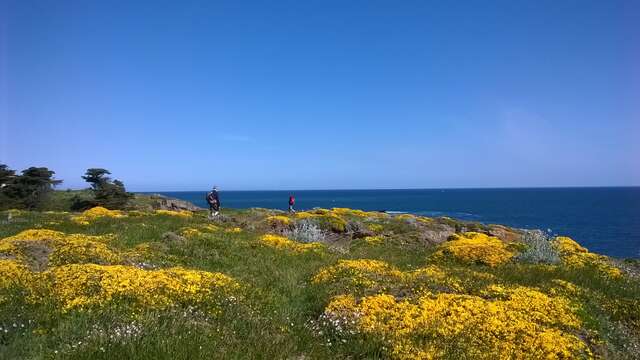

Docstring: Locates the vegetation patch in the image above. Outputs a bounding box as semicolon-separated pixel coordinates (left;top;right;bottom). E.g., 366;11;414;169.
320;287;591;359
431;232;516;267
0;206;636;359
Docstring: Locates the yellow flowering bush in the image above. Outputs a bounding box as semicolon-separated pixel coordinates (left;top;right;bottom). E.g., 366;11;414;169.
331;208;386;218
0;259;40;304
294;211;319;220
322;286;590;359
331;208;355;216
200;224;220;232
259;234;323;253
549;279;582;297
432;232;516;267
291;210;348;232
406;265;465;293
1;229;120;268
363;236;384;245
312;259;404;293
319;215;347;233
331;208;367;217
367;223;384;232
416;216;433;224
266;215;292;227
554;236;621;278
121;242;171;265
180;227;202;237
225;227;242;233
154;209;193;217
313;259;499;297
48;238;121;266
71;206;125;224
47;264;241;312
3;229;69;242
396;213;416;221
311;208;331;215
0;259;33;290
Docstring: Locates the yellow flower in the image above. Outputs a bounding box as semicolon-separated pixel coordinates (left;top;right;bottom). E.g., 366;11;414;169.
181;227;202;237
0;259;33;290
0;259;38;304
363;236;384;245
259;234;322;253
322;286;590;359
431;232;515;267
312;259;404;292
154;209;193;218
331;208;386;218
266;215;292;226
2;229;68;242
406;265;465;293
71;207;124;224
396;213;416;221
47;264;241;312
201;224;220;232
554;236;621;278
293;211;319;220
322;215;347;232
1;229;120;268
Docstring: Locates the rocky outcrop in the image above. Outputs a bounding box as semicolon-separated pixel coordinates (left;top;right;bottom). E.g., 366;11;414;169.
486;224;523;243
143;194;202;211
419;224;457;244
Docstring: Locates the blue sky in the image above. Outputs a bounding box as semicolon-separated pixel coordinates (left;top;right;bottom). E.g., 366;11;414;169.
1;0;638;191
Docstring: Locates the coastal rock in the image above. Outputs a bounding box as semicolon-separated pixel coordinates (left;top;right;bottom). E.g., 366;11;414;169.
419;224;456;244
346;220;374;239
486;224;523;243
145;194;202;211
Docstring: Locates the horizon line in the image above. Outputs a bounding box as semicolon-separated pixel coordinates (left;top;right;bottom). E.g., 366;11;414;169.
133;185;640;193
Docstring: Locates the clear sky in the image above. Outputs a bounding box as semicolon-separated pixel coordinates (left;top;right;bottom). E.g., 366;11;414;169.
1;0;638;191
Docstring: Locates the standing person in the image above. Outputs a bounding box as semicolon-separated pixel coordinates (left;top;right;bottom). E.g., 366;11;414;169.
206;186;220;219
288;194;296;213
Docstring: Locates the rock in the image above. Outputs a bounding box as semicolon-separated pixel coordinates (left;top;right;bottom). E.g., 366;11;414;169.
487;224;523;243
419;224;456;244
346;220;374;239
147;194;202;211
161;232;187;245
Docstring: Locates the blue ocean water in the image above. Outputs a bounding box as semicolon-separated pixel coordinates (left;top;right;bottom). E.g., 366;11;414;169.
154;188;640;258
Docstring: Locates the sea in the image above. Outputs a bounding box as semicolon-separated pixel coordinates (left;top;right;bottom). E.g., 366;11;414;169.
154;188;640;259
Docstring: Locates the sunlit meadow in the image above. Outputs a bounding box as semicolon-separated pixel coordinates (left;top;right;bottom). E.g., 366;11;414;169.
0;205;638;359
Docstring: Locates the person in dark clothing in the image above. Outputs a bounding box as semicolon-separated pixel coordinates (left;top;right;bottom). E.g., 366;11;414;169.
206;186;220;219
288;194;296;213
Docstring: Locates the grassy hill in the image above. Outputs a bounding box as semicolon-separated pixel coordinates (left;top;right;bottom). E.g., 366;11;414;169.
0;206;638;359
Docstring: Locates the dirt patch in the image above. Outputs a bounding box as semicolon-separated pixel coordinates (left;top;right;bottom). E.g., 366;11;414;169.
12;240;54;271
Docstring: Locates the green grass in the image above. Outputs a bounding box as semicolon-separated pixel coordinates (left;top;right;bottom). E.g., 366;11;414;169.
0;208;638;359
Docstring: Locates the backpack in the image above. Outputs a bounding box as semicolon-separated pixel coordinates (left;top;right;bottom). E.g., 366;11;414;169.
206;192;216;204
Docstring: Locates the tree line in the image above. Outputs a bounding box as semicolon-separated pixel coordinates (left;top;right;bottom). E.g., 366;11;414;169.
0;165;132;211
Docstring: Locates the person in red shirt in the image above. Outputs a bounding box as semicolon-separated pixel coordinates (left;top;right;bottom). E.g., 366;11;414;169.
288;195;296;213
